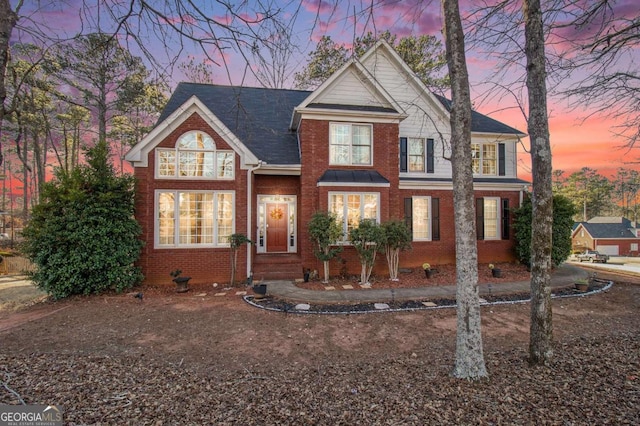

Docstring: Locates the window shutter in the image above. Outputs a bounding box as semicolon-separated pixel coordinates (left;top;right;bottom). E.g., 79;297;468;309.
432;197;440;241
501;198;510;239
404;198;412;232
498;143;506;176
476;198;485;240
426;138;435;173
400;137;408;172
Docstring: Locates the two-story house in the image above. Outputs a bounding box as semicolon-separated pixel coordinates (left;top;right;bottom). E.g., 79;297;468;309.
125;40;529;285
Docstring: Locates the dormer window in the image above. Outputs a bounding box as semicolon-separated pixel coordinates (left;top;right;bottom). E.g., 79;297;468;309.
156;131;234;179
329;123;372;166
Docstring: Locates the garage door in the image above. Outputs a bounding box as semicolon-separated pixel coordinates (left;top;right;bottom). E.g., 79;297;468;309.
596;245;619;256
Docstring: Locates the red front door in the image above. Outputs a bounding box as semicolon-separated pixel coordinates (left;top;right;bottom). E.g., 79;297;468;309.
266;203;288;252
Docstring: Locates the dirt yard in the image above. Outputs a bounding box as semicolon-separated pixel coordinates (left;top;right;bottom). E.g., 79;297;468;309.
0;268;638;425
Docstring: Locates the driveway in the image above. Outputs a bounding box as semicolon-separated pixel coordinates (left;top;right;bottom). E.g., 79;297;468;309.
0;276;47;311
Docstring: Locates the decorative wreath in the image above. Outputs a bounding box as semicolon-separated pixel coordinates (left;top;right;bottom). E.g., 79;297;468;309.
269;208;284;220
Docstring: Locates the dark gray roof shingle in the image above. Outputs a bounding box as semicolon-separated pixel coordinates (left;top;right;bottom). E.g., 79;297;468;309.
318;170;390;184
158;83;311;165
434;94;525;135
580;221;638;239
157;83;525;165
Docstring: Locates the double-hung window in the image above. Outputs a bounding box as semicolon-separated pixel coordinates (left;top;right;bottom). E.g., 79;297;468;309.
400;137;434;173
404;197;440;241
408;138;425;172
329;123;372;165
157;131;234;179
156;190;234;247
476;197;510;240
472;143;497;175
329;192;379;241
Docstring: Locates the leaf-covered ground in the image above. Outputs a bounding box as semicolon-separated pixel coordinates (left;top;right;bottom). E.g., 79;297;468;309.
0;269;638;425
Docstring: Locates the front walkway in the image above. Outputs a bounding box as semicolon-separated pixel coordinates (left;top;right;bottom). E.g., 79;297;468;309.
262;264;588;304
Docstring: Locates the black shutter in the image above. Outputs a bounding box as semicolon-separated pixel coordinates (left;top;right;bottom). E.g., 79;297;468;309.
404;198;413;233
476;198;485;240
432;197;440;241
498;143;506;176
400;137;408;172
501;198;510;239
426;138;435;173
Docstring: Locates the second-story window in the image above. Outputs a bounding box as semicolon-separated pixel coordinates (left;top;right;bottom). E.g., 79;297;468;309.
408;138;425;172
329;123;372;166
472;143;497;175
157;131;234;179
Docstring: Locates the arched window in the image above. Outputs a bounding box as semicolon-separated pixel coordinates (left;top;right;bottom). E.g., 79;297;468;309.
156;131;234;179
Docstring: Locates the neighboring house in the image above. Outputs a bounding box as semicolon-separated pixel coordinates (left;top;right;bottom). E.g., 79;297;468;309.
125;40;529;285
572;216;640;256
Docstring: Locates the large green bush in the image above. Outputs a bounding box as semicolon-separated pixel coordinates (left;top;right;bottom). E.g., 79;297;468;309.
21;141;143;298
513;194;577;268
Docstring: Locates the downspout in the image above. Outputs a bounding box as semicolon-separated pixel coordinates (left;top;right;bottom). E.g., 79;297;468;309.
247;160;263;279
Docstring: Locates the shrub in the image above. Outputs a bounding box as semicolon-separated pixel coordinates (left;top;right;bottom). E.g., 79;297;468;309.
21;141;143;299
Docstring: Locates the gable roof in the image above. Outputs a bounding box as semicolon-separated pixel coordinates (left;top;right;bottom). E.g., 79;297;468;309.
574;217;638;239
157;83;310;165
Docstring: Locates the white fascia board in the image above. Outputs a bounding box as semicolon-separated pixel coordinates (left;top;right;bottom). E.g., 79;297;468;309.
399;180;530;191
254;165;301;176
296;107;406;123
472;131;528;140
125;96;259;169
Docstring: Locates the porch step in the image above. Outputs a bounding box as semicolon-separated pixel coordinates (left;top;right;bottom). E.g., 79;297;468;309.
253;254;302;281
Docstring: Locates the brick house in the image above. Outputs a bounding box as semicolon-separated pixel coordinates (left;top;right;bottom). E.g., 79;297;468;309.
572;217;640;256
125;40;529;285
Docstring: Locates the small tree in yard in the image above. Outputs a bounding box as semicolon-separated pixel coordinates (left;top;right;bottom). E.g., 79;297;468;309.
513;194;577;268
229;233;252;286
350;219;385;286
381;220;412;281
308;211;343;283
21;140;143;299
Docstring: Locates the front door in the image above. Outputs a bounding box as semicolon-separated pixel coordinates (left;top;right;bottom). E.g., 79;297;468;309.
266;203;288;252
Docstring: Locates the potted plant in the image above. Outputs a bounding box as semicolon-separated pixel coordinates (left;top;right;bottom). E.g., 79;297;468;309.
423;263;435;278
170;269;191;293
489;263;502;278
574;278;589;292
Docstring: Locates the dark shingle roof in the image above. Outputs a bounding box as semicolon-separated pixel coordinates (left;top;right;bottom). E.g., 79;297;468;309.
157;83;525;165
158;83;311;165
318;170;390;184
580;220;638;239
433;94;525;135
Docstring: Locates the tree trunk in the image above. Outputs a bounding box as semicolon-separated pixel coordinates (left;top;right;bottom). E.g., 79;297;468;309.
524;0;554;366
0;0;19;156
442;0;488;380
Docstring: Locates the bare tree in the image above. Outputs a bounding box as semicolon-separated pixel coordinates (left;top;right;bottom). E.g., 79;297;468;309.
524;0;554;366
442;0;488;380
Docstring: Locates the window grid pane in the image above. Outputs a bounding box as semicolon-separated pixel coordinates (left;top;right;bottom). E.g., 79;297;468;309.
217;193;233;244
347;195;361;235
158;150;176;177
217;152;234;178
408;138;425;172
471;144;480;174
413;197;430;240
158;193;175;245
484;198;498;238
482;144;497;175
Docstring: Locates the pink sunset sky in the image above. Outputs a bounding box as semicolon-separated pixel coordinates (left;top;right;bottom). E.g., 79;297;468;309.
12;0;639;182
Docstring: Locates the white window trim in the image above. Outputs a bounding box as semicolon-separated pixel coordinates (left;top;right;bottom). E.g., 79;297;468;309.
483;197;501;240
155;131;235;180
472;142;498;176
329;122;373;166
412;196;432;241
154;190;235;249
328;191;380;243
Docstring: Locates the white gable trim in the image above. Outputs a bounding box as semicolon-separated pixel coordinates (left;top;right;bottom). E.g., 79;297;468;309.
125;96;259;169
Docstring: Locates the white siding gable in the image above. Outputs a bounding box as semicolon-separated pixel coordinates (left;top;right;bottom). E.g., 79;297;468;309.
314;67;394;110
